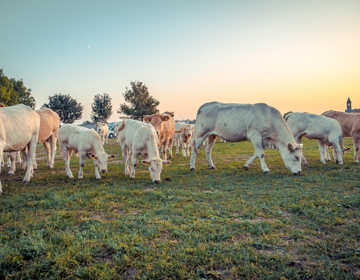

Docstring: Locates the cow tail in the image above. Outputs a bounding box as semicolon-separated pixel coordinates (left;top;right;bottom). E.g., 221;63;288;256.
117;119;125;132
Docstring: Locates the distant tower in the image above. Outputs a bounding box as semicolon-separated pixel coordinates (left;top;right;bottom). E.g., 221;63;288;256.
347;97;352;112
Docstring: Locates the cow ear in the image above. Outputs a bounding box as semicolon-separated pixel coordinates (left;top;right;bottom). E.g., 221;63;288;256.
162;115;170;122
296;144;303;150
191;126;195;130
162;160;171;166
108;155;115;161
142;159;150;166
287;143;294;152
143;116;151;123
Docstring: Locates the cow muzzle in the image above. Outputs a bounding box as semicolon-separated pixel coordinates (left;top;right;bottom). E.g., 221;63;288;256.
154;180;160;184
293;171;301;175
101;169;107;173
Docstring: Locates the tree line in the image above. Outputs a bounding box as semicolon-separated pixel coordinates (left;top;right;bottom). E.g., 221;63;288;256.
0;70;161;124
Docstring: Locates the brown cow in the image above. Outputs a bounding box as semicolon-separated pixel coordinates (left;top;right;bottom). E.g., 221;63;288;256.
143;111;175;160
322;110;360;163
22;108;60;170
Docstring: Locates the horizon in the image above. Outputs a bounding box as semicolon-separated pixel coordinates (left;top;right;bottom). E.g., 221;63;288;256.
1;0;359;123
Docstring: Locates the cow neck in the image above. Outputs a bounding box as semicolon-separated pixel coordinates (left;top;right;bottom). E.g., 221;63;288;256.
147;132;160;159
91;136;106;155
274;121;297;148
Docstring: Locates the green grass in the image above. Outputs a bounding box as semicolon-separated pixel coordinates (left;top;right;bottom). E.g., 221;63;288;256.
0;138;359;279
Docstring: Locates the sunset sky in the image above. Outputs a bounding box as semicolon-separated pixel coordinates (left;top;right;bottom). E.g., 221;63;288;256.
1;0;360;123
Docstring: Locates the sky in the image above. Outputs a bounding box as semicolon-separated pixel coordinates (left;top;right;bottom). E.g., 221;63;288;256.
1;0;360;123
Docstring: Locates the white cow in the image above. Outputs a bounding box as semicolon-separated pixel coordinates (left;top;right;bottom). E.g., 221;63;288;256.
96;122;109;145
173;121;185;155
114;119;171;183
175;123;195;156
0;104;40;193
284;112;349;165
58;125;115;179
190;102;303;174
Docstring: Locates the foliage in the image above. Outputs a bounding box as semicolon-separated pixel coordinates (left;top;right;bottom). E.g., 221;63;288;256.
42;93;83;123
91;93;113;123
117;81;159;120
0;138;359;279
0;70;36;108
10;78;36;109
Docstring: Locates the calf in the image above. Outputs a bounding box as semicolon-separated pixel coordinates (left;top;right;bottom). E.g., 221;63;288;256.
173;121;185;155
322;110;360;163
58;125;115;179
0;104;40;194
191;102;303;174
115;119;171;183
96;122;109;145
175;123;195;156
284;112;349;165
143;111;175;160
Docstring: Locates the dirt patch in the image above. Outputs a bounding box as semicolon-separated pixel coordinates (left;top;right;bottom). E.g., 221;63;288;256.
113;209;138;215
143;188;156;192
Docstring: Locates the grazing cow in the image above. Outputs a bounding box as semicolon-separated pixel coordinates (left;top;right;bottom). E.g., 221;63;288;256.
58;125;115;179
175;123;195;156
190;102;303;174
0;104;40;193
284;112;349;165
115;119;171;183
321;110;360;163
143;111;175;160
96;122;109;145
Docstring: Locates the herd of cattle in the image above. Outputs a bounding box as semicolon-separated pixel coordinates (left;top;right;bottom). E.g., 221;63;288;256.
0;101;359;194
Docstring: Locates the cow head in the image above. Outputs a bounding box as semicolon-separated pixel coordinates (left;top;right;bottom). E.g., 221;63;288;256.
143;114;171;140
280;142;303;175
90;153;115;173
176;124;195;143
342;146;351;156
142;158;171;183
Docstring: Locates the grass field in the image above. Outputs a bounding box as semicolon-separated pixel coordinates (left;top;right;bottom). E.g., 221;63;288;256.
0;138;359;279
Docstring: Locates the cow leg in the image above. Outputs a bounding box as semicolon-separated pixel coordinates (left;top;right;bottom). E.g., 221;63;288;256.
62;146;74;178
6;153;11;168
181;141;187;157
332;141;343;164
23;132;39;183
186;142;191;157
7;152;17;175
93;159;101;179
121;142;130;176
129;153;138;180
318;141;326;164
204;135;217;170
42;140;51;168
168;138;173;158
49;133;57;169
249;137;270;173
324;145;331;161
244;153;258;170
295;137;308;166
162;138;170;160
175;138;179;155
21;148;28;170
16;151;22;165
78;152;87;179
352;136;360;163
190;134;210;171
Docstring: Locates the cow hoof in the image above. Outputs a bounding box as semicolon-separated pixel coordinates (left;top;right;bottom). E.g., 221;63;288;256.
190;168;195;171
130;177;134;180
210;166;216;170
303;163;309;167
354;161;359;164
335;160;339;164
7;173;14;176
263;171;270;174
243;166;249;170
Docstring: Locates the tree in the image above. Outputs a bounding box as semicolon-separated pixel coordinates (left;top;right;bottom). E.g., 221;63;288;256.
0;69;16;106
10;78;36;109
42;93;84;123
91;93;112;123
117;81;159;120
